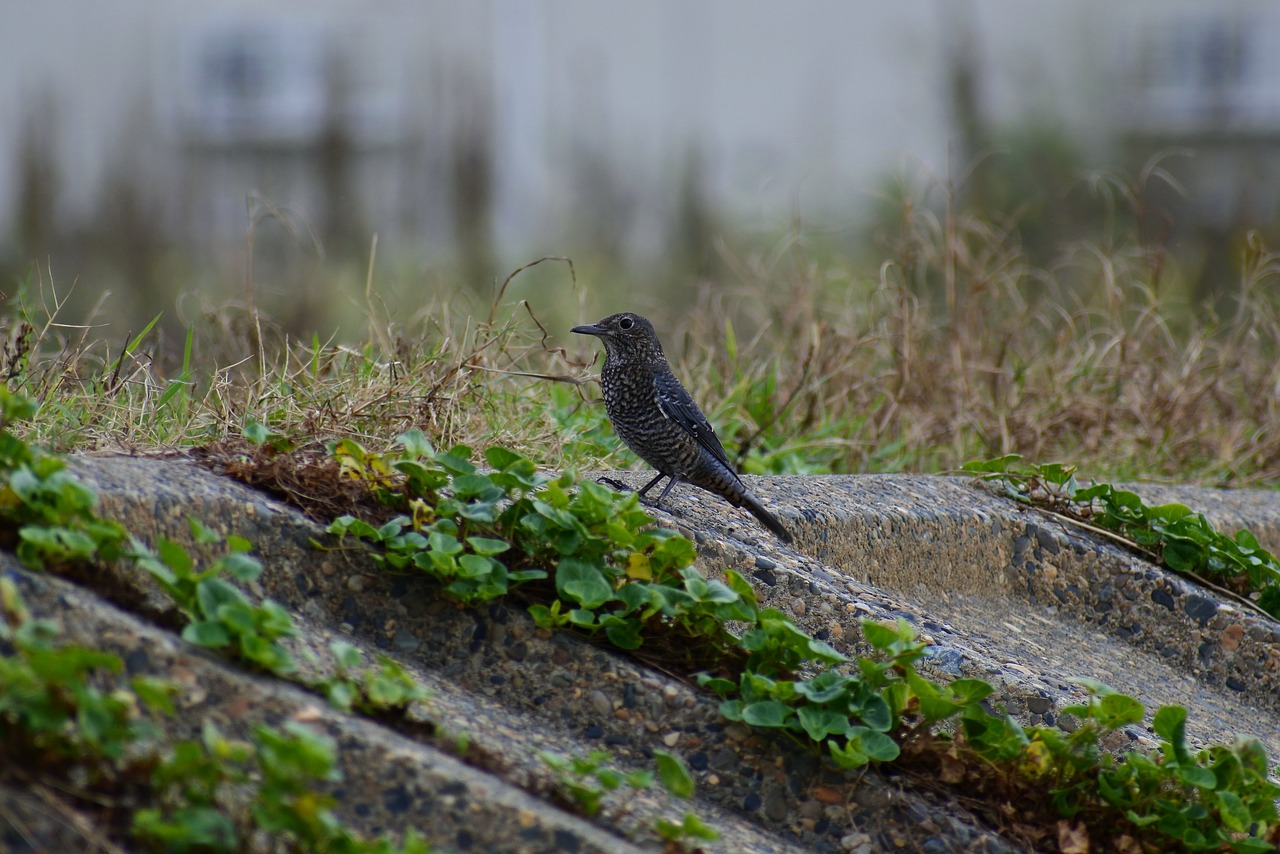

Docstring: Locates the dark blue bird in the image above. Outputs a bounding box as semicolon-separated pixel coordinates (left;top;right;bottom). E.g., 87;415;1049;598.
572;312;792;543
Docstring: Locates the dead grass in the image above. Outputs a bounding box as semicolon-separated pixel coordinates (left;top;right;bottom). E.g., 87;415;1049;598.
5;191;1280;487
666;206;1280;486
1;258;600;467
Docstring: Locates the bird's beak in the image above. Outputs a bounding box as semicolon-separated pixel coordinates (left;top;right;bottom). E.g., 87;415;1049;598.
571;324;605;336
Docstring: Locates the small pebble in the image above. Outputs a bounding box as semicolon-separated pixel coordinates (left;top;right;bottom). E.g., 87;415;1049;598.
588;690;612;718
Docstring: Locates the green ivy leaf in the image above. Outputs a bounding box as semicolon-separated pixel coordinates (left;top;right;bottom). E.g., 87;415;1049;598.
330;640;362;670
948;678;995;705
183;621;231;648
1035;462;1076;486
861;618;908;653
466;536;510;556
829;726;901;768
740;700;794;728
393;460;449;491
1153;706;1190;761
722;569;759;611
907;671;960;721
218;552;263;582
427;531;464;555
555;558;614;610
1162;538;1206;572
395;429;436;459
1175;763;1218;790
435;447;476;476
1146;502;1194;525
653;749;696;799
1257;585;1280;618
850;687;894;732
696;675;738;697
567;609;597;628
133;805;238;849
243;420;270;446
1094;693;1145;730
130;676;178;716
1214;789;1251;831
656;812;719;842
452;474;504;501
794;669;853;704
796;705;851;741
457;554;495;579
325;680;355;712
960;454;1023;473
601;617;644;650
195;579;249;621
327;516;379;539
482;446;522;470
156;538;194;577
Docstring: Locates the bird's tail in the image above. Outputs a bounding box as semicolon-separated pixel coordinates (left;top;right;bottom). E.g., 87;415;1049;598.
740;491;793;544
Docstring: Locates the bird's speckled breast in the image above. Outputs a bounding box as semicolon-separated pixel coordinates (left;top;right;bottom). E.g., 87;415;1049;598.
599;360;702;476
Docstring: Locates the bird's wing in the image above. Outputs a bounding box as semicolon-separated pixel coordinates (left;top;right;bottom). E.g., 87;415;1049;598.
653;370;735;470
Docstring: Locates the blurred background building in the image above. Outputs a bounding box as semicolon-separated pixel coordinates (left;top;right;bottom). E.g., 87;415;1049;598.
2;0;1279;329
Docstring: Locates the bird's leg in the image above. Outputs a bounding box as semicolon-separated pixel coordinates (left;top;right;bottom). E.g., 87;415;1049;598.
635;472;668;500
649;473;683;507
598;476;634;492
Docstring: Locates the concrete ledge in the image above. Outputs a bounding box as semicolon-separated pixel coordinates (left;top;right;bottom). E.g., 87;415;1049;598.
636;471;1280;757
6;455;1276;852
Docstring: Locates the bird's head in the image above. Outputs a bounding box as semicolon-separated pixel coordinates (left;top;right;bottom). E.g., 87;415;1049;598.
571;312;666;365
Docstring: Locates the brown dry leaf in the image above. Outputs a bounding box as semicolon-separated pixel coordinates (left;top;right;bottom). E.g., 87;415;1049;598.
1057;818;1090;853
810;786;844;805
1111;834;1143;854
1008;823;1051;847
938;746;966;784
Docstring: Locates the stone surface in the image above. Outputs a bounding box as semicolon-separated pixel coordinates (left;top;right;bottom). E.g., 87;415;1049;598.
660;471;1280;758
4;454;1279;852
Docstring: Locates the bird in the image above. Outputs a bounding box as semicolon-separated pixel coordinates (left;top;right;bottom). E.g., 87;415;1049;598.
572;312;793;543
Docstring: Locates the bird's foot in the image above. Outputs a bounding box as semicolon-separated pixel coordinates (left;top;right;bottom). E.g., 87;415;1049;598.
596;476;678;515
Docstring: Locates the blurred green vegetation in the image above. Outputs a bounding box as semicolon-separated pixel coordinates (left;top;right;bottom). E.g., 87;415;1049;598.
4;126;1280;485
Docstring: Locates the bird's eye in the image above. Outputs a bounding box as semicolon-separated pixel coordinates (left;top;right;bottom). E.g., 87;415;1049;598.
619;317;635;330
